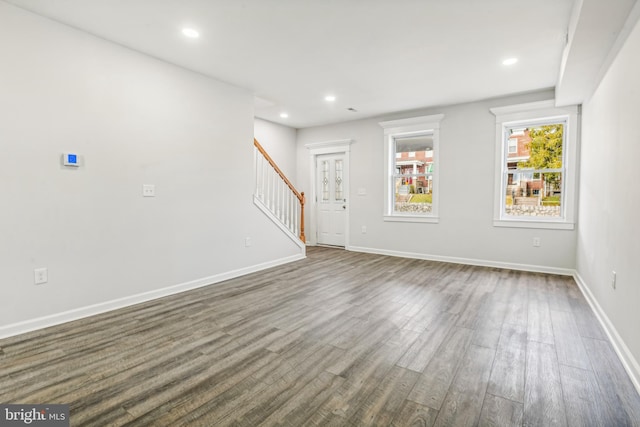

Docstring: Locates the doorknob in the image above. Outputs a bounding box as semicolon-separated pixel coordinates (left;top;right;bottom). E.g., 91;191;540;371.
342;205;346;209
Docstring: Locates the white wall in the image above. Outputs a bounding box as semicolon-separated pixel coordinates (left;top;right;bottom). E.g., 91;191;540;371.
0;3;302;333
576;16;640;386
254;118;297;182
297;90;577;271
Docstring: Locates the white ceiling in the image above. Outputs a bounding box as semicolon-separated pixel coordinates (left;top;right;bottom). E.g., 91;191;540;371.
4;0;636;128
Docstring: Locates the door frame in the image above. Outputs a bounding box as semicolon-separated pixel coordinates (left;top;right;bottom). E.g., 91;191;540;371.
305;139;353;247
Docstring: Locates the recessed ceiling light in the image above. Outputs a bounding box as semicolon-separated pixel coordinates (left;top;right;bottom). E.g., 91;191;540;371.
325;95;336;102
280;112;289;118
502;57;518;66
182;28;200;38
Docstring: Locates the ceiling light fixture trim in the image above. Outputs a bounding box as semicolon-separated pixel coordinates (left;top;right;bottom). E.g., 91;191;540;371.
182;28;200;38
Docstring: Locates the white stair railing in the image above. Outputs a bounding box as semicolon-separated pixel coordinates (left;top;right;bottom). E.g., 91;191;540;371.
254;139;305;243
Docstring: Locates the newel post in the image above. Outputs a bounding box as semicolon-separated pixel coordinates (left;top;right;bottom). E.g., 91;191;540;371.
299;192;306;243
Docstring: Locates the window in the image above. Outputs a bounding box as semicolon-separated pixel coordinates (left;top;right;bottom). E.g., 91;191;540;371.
379;114;444;223
490;101;578;229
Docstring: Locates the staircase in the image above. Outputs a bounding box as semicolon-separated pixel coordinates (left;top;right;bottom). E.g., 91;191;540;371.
253;139;306;247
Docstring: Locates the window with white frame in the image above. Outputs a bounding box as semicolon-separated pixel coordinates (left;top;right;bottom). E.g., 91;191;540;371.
379;114;444;223
490;101;578;229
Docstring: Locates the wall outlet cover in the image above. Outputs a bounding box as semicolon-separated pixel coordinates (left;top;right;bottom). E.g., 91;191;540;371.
143;184;155;197
34;268;48;285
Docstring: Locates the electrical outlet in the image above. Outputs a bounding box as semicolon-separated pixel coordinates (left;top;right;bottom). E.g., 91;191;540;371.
611;271;616;289
361;226;367;234
34;268;48;285
142;184;155;197
532;237;541;247
245;237;252;247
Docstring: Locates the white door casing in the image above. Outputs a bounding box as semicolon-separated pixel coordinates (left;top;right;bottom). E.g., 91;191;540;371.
305;139;352;248
316;154;347;246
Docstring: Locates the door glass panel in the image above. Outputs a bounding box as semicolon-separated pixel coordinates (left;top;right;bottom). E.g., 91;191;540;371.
335;159;343;201
321;160;329;201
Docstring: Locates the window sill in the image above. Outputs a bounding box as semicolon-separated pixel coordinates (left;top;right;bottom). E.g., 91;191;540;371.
384;215;439;224
493;219;574;230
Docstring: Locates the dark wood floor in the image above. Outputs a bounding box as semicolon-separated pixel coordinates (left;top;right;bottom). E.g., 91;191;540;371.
1;247;639;426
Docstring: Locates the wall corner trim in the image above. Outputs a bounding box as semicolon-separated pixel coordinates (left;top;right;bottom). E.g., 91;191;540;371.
0;253;306;340
573;271;640;395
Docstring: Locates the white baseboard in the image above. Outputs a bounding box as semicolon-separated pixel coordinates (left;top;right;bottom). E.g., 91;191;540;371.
573;272;640;395
0;253;305;340
346;245;575;276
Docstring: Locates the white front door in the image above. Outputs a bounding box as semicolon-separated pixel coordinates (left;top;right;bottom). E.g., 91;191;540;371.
316;154;347;246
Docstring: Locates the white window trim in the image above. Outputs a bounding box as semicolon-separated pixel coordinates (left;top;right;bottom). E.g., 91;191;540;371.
490;100;579;230
379;114;444;223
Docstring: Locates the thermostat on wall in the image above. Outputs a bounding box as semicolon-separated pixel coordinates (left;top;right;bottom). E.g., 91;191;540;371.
62;153;80;167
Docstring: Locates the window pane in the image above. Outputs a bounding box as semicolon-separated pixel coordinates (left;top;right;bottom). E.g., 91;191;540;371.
507;123;564;169
394;135;433;178
382;115;443;220
504;172;562;218
393;176;432;214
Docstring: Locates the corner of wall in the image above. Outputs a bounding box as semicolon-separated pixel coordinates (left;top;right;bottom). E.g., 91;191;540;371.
573;271;640;394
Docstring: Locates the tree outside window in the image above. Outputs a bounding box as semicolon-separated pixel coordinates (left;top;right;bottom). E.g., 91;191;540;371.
491;100;578;230
504;121;565;217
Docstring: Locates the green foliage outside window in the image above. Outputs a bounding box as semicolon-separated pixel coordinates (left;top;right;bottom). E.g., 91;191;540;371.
517;124;563;192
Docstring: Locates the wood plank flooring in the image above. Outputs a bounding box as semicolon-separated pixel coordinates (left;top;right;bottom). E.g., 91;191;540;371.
1;246;639;426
